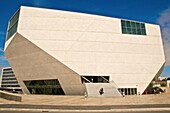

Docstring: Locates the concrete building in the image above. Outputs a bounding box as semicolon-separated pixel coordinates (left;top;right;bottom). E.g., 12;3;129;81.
4;6;165;97
0;67;22;93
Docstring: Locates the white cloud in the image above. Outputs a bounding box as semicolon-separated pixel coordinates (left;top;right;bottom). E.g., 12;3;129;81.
0;55;7;61
164;43;170;65
0;48;3;52
157;7;170;66
31;0;47;6
157;7;170;43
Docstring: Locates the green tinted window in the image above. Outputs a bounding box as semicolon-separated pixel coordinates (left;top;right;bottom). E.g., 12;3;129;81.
141;29;146;35
132;28;137;34
141;24;145;29
121;20;146;35
137;29;141;35
122;27;126;33
121;20;126;27
9;10;20;29
6;9;20;41
131;22;136;28
136;23;140;29
6;22;18;40
126;21;131;27
127;28;132;34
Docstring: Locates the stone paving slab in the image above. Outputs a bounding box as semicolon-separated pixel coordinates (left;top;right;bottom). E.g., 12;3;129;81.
0;93;170;106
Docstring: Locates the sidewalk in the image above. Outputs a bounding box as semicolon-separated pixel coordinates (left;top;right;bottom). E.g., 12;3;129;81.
0;93;170;106
0;93;170;112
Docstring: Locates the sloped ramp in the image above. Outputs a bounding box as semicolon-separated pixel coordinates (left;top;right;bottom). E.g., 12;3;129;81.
85;83;122;97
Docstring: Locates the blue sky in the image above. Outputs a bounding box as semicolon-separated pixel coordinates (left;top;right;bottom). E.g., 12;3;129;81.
0;0;170;77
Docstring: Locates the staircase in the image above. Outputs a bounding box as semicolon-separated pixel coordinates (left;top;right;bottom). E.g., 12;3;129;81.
85;83;122;97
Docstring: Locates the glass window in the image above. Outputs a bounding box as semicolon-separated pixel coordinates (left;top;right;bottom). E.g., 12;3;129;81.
137;29;141;35
127;28;132;34
82;76;109;83
141;23;145;29
121;20;126;27
126;21;131;27
9;10;20;29
122;27;126;33
6;9;20;41
6;22;18;40
136;23;140;29
131;22;136;28
132;28;137;34
118;88;137;95
141;29;146;35
121;19;146;35
24;79;65;95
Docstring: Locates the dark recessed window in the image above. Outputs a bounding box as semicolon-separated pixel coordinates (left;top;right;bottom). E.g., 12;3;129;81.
6;9;20;41
81;76;109;83
126;21;131;27
24;79;65;95
121;20;146;35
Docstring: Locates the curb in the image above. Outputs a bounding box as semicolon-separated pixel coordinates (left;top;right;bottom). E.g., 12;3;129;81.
0;108;170;112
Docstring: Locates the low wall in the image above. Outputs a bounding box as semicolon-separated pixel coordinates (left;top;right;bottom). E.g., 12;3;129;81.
0;90;22;102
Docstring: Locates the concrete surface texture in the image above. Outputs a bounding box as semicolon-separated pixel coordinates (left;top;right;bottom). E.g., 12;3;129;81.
0;93;170;105
85;83;121;97
0;90;22;102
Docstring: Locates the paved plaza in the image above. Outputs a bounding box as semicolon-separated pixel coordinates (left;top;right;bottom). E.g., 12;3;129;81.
0;93;170;106
0;93;170;112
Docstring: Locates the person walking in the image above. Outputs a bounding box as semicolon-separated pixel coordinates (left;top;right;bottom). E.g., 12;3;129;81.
99;88;104;95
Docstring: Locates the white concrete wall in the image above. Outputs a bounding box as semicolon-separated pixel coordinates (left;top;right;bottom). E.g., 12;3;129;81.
4;33;86;95
5;6;165;95
85;83;121;97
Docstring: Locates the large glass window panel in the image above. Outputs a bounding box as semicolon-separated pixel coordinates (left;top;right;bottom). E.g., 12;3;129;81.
24;79;65;95
126;21;131;27
6;9;20;41
137;29;141;35
132;28;137;34
127;28;132;34
121;20;126;27
136;23;140;29
121;20;146;35
141;23;145;29
122;27;126;33
141;29;146;35
9;10;20;29
131;22;136;28
6;22;18;40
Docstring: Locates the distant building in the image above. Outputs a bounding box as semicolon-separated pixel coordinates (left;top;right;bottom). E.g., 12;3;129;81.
4;6;165;97
0;67;22;93
158;76;166;81
167;78;170;87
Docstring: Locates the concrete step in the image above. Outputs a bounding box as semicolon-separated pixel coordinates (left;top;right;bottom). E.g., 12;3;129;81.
85;83;122;97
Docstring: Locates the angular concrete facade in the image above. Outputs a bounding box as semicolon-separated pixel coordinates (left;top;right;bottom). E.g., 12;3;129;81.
4;6;165;96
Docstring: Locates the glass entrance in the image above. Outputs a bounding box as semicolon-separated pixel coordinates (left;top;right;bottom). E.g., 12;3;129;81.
118;88;137;95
